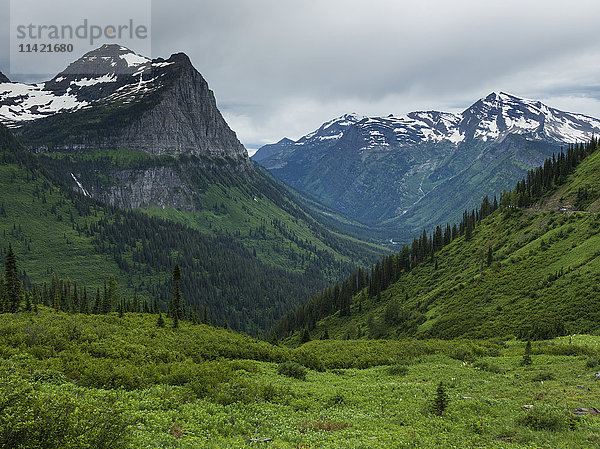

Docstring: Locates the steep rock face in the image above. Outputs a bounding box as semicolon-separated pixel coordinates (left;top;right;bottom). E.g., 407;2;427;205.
0;72;9;83
2;45;248;163
85;166;196;211
102;53;248;159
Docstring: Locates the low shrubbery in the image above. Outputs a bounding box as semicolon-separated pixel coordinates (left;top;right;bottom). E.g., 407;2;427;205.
278;361;307;380
0;371;132;449
517;404;571;431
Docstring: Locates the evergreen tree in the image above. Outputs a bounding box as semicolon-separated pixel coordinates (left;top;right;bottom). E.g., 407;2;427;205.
300;328;311;344
81;288;89;314
157;312;165;328
4;243;21;313
487;246;493;267
521;340;533;366
202;305;210;325
170;264;182;321
432;381;449;416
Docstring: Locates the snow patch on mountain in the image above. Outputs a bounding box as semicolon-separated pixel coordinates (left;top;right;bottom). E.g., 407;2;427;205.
0;82;88;127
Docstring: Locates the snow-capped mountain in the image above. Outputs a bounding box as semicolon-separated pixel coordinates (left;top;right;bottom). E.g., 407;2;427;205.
0;44;251;212
0;45;158;126
0;44;247;160
260;93;600;157
253;93;600;240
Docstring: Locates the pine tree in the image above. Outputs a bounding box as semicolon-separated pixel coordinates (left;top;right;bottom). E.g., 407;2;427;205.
170;264;182;321
4;244;21;313
81;288;89;314
432;381;449;416
202;305;210;325
521;340;533;366
24;292;32;311
300;328;311;344
487;246;493;267
157;312;165;328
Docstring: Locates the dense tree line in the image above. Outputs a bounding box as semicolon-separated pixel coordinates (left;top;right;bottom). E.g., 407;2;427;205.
274;140;598;338
499;140;597;208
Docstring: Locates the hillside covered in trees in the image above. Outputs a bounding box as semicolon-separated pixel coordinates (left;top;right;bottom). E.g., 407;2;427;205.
275;140;600;341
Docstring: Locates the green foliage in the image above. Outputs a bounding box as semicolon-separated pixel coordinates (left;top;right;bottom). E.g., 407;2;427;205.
531;370;554;382
517;404;570;432
386;364;409;376
277;361;307;380
0;370;132;448
472;360;503;374
1;311;600;447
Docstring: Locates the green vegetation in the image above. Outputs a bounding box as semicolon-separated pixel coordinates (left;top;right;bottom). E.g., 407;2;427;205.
276;140;600;341
2;311;600;448
0;123;383;332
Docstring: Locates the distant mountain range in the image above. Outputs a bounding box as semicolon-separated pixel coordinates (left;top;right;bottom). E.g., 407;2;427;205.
253;92;600;240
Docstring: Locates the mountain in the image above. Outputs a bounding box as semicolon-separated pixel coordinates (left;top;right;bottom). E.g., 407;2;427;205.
254;93;600;240
0;46;385;331
1;44;247;161
275;139;600;340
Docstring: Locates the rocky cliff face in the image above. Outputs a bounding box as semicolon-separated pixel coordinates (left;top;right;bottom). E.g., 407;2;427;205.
100;53;248;160
0;45;254;212
2;45;248;163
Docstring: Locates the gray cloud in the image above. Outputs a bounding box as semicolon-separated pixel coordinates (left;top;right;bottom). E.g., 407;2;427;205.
3;0;600;150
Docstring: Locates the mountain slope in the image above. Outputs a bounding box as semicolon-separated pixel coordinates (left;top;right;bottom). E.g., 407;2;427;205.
275;140;600;340
254;93;600;241
0;45;384;287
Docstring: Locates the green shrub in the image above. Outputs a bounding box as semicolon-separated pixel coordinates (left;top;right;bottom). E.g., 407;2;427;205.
585;355;600;368
278;361;307;380
0;372;132;449
33;369;67;385
531;371;554;382
387;364;409;376
516;404;569;431
473;360;503;374
449;345;475;362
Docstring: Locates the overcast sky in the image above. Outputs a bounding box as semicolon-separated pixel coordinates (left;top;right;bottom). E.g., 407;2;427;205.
2;0;600;153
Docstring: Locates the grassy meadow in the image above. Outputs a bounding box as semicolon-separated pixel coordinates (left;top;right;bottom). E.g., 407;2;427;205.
2;310;600;448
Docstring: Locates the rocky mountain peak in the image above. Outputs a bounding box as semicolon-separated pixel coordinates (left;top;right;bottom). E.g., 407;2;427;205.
58;44;151;77
0;44;249;161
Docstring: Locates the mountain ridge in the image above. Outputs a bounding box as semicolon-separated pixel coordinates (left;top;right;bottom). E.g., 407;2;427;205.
253;92;600;239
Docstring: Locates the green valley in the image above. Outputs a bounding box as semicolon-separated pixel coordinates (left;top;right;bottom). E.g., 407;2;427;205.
0;124;382;332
